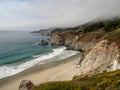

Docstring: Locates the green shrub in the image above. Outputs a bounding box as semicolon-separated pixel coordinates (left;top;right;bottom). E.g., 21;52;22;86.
34;70;120;90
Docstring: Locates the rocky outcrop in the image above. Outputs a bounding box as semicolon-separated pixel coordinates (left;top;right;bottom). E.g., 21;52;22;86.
34;18;120;76
51;30;105;51
51;31;85;51
19;80;34;90
51;28;120;76
37;39;49;45
19;18;120;89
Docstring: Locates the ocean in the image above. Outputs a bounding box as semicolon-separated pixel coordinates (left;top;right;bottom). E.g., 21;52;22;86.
0;31;78;79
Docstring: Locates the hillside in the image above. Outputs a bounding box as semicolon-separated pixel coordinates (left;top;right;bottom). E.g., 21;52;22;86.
51;18;120;50
31;18;120;90
51;18;120;75
34;69;120;90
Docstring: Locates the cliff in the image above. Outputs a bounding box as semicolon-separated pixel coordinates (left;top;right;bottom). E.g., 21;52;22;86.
51;30;106;51
26;18;120;90
51;18;120;51
51;31;120;75
51;18;120;75
78;40;120;75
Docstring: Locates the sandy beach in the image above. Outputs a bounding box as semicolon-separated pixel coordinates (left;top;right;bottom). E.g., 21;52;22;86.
0;53;80;90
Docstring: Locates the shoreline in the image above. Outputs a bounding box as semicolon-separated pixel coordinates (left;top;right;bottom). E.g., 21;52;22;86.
0;46;78;79
0;53;80;90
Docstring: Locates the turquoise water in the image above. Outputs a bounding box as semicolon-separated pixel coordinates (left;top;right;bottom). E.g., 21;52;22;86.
0;31;78;79
0;31;52;65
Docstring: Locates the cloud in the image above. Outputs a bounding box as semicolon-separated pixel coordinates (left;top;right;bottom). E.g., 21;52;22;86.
0;0;120;31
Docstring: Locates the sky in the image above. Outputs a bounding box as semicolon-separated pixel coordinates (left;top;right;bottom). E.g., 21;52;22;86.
0;0;120;31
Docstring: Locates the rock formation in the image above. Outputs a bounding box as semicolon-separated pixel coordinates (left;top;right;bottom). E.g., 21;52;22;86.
38;39;49;45
51;30;105;52
33;18;120;76
50;23;120;76
19;80;34;90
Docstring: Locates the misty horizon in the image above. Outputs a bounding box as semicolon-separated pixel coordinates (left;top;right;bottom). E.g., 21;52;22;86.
0;0;120;31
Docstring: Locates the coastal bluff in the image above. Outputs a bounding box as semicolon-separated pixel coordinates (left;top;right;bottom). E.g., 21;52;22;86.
43;18;120;75
51;30;120;75
30;18;120;90
1;18;119;90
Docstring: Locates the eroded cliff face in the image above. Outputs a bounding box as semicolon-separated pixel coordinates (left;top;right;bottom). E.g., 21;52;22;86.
51;29;120;75
51;30;105;51
78;40;120;75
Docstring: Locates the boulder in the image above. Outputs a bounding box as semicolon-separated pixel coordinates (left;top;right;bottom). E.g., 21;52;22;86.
38;40;49;45
41;40;49;45
19;80;34;90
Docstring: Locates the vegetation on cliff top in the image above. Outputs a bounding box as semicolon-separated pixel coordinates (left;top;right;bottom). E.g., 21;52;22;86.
82;18;120;47
33;18;120;35
34;69;120;90
107;30;120;47
83;18;120;33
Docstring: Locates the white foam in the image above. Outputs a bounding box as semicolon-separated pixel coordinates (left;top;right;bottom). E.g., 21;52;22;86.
0;47;78;79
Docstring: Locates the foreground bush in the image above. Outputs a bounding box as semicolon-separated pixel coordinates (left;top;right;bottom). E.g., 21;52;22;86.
34;70;120;90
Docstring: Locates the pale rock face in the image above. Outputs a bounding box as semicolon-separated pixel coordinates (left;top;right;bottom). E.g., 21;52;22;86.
51;34;64;46
78;40;120;75
112;60;120;71
19;80;34;90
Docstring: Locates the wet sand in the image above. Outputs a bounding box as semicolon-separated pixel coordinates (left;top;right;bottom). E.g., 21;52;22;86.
0;53;80;90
